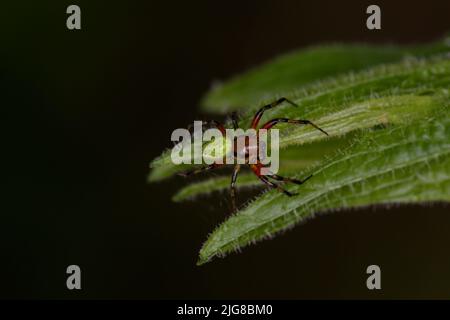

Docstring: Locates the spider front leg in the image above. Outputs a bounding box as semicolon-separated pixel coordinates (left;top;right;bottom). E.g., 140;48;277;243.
261;118;329;136
174;120;226;148
186;120;226;135
230;164;241;213
251;97;299;129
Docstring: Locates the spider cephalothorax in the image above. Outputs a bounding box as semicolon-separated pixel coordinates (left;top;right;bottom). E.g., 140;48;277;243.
179;97;328;213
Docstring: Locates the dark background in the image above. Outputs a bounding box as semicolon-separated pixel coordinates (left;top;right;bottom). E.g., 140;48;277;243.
1;0;449;299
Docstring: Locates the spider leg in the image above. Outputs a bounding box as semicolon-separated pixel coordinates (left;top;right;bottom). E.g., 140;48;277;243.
177;163;223;177
177;120;226;148
231;112;239;130
267;173;313;185
230;164;241;213
187;120;226;135
258;175;297;197
251;97;298;129
250;164;297;196
261;118;328;136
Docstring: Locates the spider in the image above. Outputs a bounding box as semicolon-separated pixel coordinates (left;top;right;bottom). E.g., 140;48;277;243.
178;97;329;213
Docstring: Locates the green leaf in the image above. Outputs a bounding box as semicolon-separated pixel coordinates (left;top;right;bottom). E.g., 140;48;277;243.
147;38;450;265
201;40;450;113
172;135;356;202
198;113;450;265
149;56;450;182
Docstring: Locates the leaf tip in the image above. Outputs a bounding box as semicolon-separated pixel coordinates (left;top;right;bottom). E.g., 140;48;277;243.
196;254;210;266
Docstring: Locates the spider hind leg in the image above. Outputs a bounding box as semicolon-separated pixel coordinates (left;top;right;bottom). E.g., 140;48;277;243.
230;165;241;213
268;173;313;185
257;175;298;197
